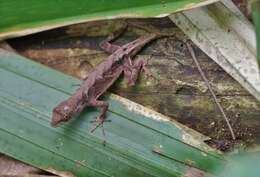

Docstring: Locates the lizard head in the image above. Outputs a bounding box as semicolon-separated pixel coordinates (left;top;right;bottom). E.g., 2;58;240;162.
51;101;72;127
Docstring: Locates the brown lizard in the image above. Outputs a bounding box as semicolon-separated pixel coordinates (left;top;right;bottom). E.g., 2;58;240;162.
51;24;170;131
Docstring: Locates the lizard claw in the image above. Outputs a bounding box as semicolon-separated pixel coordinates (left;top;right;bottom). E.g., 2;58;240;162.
90;116;111;136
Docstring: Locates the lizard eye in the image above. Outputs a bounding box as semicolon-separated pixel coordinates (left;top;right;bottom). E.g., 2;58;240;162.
64;113;71;121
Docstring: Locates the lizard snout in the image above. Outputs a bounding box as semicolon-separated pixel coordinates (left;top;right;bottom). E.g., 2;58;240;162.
51;111;64;127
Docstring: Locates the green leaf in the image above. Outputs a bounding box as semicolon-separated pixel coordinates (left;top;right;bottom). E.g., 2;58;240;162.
0;49;224;176
0;0;217;40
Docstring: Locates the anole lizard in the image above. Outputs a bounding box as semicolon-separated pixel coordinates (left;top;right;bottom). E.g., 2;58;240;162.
51;24;170;131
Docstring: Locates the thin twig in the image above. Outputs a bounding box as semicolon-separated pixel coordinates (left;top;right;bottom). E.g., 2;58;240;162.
186;42;236;140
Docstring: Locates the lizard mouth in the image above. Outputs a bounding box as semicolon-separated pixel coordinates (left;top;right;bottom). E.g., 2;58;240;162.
51;122;58;127
51;120;60;127
51;112;64;127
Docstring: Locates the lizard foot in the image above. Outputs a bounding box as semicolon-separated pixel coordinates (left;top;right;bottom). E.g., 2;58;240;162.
141;57;158;80
90;117;111;136
142;65;158;82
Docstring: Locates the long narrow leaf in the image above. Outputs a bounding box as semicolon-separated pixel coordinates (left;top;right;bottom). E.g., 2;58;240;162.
0;49;224;176
0;0;218;40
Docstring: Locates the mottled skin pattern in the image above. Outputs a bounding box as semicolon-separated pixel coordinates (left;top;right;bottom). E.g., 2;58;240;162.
51;25;167;131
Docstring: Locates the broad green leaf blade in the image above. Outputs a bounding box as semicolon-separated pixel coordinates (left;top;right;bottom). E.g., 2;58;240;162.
169;0;260;102
252;0;260;67
0;0;217;40
0;49;224;176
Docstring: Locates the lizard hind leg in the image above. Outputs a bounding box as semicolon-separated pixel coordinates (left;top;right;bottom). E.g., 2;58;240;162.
89;99;110;136
99;23;128;54
124;57;155;86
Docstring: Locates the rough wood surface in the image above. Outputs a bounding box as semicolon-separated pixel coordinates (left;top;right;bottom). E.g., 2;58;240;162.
8;18;260;150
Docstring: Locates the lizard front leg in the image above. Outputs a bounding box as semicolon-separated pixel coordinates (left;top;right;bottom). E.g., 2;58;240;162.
88;99;109;134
